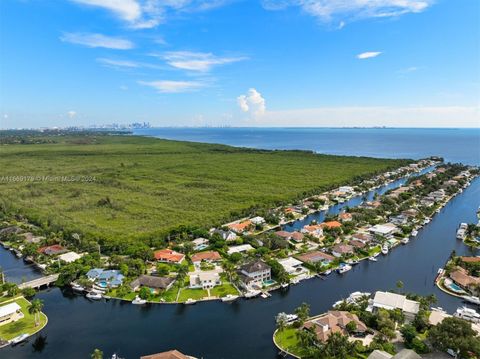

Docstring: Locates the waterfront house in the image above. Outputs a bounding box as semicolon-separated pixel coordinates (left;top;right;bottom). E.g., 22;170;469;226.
227;244;254;255
303;310;367;342
37;244;68;256
401;209;418;219
296;251;335;266
141;349;196;359
0;302;22;326
449;267;480;291
154;249;185;264
228;220;252;234
301;224;324;239
86;268;124;288
419;197;435;207
331;244;354;257
277;257;307;275
351;232;374;244
238;260;271;289
460;256;480;264
192;237;209;251
368;291;420;321
130;275;175;292
338;186;355;194
0;226;22;237
189;271;221;289
368;223;398;237
191;251;221;264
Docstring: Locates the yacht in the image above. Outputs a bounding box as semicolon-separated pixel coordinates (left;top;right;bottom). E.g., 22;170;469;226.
346;291;371;304
132;296;147;305
71;283;86;293
462;296;480;305
86;291;103;300
454;306;480;323
221;294;239;302
369;256;378;262
381;244;389;255
411;230;418;237
280;283;289;289
337;264;352;274
423;218;431;225
401;237;410;244
185;298;197;305
323;269;332;276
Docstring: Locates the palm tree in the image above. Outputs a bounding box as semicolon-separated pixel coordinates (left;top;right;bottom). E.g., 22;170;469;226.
28;298;44;327
91;348;103;359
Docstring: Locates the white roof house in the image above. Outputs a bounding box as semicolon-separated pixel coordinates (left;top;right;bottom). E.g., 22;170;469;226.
58;251;82;263
0;302;21;319
227;244;254;255
277;257;305;275
370;291;420;318
338;186;355;193
368;223;398;236
250;216;266;225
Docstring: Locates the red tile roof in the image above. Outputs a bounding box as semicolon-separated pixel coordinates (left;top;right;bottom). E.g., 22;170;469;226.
191;251;221;263
321;221;342;229
154;249;185;263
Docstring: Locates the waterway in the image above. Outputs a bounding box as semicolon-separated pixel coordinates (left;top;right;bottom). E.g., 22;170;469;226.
2;167;479;358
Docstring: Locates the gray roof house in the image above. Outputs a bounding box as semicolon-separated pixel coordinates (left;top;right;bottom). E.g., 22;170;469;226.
130;275;175;291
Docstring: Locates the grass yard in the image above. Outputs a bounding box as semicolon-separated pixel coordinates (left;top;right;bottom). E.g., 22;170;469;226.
177;288;208;302
0;296;47;341
210;282;239;298
274;327;306;357
0;133;407;245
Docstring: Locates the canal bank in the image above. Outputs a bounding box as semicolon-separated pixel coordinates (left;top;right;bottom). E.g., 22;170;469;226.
1;176;479;358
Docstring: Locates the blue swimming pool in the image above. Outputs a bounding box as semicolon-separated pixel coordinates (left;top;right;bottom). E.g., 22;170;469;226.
446;281;465;293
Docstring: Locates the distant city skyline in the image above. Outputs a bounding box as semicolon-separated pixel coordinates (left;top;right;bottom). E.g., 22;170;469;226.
0;0;479;128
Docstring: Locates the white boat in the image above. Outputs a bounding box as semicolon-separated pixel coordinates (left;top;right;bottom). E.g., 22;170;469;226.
337;264;352;274
132;296;147;305
401;237;410;244
381;245;389;255
323;269;332;275
454;306;480;323
10;333;29;345
71;283;85;293
86;292;103;300
280;283;289;289
369;256;378;262
244;290;261;298
347;259;360;265
221;294;239;302
185;298;197;305
423;218;431;225
462;296;480;305
411;230;418;237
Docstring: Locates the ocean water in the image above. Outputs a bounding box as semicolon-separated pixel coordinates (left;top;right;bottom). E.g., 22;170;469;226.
133;127;480;165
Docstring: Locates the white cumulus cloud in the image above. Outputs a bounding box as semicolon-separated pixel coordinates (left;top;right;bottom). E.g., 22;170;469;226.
61;32;134;49
357;51;382;59
237;88;266;118
138;80;205;93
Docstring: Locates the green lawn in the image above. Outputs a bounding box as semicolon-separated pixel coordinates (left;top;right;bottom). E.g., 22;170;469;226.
274;327;306;357
177;288;208;302
0;296;47;341
210;282;239;297
0;133;406;246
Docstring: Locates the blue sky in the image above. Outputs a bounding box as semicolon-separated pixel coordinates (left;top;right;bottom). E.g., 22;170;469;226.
0;0;479;128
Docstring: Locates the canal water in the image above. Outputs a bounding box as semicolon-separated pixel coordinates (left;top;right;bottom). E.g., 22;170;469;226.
2;171;479;358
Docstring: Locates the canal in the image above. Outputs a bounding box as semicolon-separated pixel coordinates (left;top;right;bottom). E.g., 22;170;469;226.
1;170;479;358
